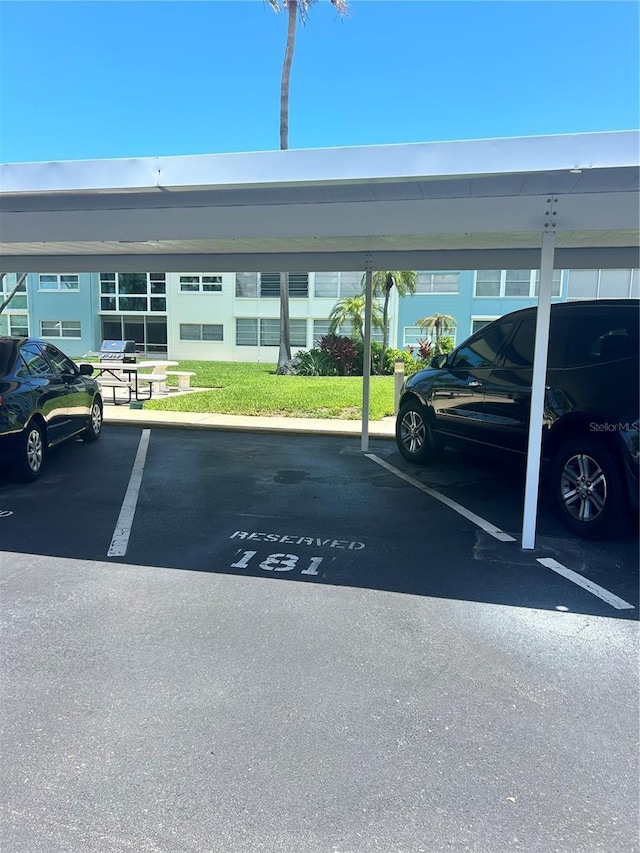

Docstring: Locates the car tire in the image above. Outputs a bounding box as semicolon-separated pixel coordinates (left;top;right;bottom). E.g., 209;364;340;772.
551;436;624;539
14;420;46;482
82;398;103;442
396;398;443;464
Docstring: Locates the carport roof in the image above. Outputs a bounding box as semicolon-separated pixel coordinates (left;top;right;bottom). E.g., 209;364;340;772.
0;130;639;273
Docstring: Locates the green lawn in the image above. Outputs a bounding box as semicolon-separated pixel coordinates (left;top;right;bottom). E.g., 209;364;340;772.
143;360;395;420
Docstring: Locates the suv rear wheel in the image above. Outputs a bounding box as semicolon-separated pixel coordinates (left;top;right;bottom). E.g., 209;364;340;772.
396;398;443;464
552;436;623;539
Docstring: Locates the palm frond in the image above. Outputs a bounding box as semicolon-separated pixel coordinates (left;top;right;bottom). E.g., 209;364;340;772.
267;0;347;23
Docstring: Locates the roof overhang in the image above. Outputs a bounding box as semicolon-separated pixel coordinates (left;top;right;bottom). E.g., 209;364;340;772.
1;131;638;273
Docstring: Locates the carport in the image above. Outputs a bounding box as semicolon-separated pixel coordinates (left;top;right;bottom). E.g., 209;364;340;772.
1;130;638;548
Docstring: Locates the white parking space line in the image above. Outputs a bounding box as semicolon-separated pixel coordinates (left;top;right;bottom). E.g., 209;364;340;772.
107;429;151;558
537;557;635;610
366;454;516;542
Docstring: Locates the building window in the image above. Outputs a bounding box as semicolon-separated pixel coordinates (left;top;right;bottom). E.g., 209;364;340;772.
313;320;331;343
471;317;499;335
313;319;389;344
9;314;28;336
259;274;281;298
236;318;259;346
566;270;598;300
236;318;307;347
416;272;460;294
40;320;81;339
566;269;637;300
504;270;532;297
38;274;79;292
598;270;632;298
259;318;281;346
0;274;28;310
99;273;167;312
403;326;427;347
403;325;457;347
475;270;501;297
236;273;309;298
236;273;258;298
475;269;561;298
313;271;363;298
179;323;223;342
179;275;222;293
314;318;386;344
533;270;562;297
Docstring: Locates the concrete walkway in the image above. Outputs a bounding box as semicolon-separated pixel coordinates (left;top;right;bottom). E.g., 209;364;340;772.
103;404;396;438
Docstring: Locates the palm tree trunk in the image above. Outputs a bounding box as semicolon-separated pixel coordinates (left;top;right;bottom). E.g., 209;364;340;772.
276;1;296;371
279;0;296;151
277;272;292;369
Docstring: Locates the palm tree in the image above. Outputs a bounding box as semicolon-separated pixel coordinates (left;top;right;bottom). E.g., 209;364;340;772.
328;294;384;341
415;312;458;354
268;0;349;373
370;270;416;373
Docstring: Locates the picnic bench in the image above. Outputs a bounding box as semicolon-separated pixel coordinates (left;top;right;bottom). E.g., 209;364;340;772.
96;373;137;404
138;371;168;394
166;370;196;391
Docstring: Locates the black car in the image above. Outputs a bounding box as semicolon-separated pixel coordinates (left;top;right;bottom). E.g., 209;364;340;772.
396;300;639;539
0;337;103;481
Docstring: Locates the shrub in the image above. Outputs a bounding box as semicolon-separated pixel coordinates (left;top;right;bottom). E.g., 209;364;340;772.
293;349;336;376
439;335;455;355
383;347;414;374
417;338;433;361
318;334;360;376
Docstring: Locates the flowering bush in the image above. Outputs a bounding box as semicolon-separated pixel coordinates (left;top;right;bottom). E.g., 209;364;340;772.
318;334;360;376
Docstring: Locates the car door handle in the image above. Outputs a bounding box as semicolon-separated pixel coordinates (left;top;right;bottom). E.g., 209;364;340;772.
467;380;483;387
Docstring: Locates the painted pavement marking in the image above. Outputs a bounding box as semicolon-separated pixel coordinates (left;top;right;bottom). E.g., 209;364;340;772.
107;429;151;558
366;453;516;542
537;557;635;610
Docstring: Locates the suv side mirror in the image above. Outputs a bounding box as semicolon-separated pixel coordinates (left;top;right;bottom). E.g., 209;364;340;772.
430;353;447;369
78;363;94;376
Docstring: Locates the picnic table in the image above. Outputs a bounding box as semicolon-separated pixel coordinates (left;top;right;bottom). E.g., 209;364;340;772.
91;363;150;404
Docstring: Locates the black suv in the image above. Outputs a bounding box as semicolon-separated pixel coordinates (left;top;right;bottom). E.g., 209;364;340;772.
0;337;103;481
396;300;639;539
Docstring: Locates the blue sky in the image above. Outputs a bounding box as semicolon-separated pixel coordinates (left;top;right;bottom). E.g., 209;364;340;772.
0;1;638;163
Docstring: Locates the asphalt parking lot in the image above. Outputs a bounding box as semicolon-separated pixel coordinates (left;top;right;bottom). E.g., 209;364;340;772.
0;425;637;614
1;425;638;853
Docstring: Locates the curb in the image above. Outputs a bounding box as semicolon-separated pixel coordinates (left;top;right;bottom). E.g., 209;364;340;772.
102;408;396;439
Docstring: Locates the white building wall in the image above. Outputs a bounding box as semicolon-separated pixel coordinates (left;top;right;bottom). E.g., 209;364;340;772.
164;271;347;362
167;272;236;361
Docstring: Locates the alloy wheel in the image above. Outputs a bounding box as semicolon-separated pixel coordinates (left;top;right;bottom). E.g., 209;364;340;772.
560;452;607;523
400;410;426;456
91;402;102;436
26;428;44;474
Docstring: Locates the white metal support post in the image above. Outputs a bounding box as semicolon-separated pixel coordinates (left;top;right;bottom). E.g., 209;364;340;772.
522;211;557;550
361;255;374;452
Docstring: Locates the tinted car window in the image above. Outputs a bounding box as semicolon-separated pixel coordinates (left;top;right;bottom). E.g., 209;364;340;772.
449;321;516;370
18;343;51;377
0;341;16;377
501;317;569;370
43;344;77;375
566;312;639;368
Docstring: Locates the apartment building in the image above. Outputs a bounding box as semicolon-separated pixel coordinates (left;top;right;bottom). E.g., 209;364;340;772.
1;268;637;361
